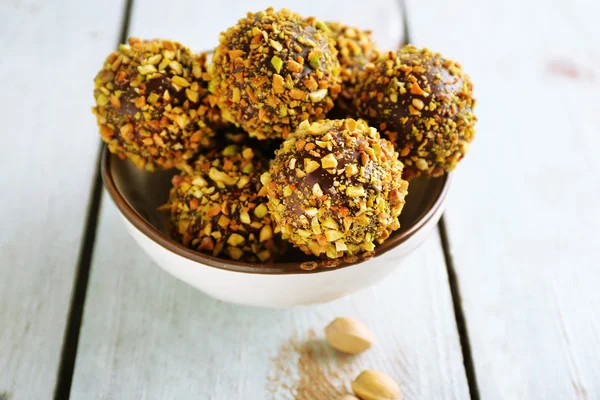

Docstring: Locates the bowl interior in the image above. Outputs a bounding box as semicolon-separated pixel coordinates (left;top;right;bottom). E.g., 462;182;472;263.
103;149;448;273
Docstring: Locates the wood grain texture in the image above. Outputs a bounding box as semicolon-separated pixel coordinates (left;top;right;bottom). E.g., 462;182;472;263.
71;201;468;400
405;0;600;398
0;1;125;399
71;1;468;398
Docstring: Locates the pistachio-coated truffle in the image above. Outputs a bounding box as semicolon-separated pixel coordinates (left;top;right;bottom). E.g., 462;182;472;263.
168;144;283;262
93;38;216;171
325;22;378;114
354;46;477;178
211;8;342;140
262;119;408;259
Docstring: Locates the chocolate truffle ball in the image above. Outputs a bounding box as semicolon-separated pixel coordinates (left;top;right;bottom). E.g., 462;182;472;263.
354;46;477;178
211;8;342;140
262;118;409;259
168;144;283;262
325;22;378;114
93;38;216;171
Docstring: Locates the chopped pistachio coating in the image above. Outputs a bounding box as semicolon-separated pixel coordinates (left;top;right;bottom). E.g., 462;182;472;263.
211;8;342;140
262;119;409;259
354;46;477;178
92;38;217;171
325;22;379;114
168;144;284;262
192;52;229;131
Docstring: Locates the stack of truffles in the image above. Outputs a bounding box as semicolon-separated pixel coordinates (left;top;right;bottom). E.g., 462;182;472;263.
92;7;477;264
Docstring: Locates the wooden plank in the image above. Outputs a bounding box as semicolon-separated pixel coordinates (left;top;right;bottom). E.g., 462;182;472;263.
405;0;600;398
71;201;468;399
0;1;125;399
71;1;468;398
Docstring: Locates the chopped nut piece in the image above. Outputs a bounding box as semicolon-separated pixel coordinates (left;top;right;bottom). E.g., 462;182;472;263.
321;153;338;169
309;89;328;102
259;225;273;242
228;49;244;59
322;217;339;230
96;94;109;106
412;98;424;110
146;92;160;104
169;60;183;74
271;56;283;73
345;164;359;177
269;39;283;52
287;59;303;73
272;74;285;93
410;81;425;96
227;233;245;246
138;64;157;75
231;87;241;103
208;168;236;185
254;203;268;218
304;159;320;173
408;105;420;115
304;208;318;217
325;230;343;242
227;247;244;260
171;76;190;87
242;148;254;160
260;172;272;186
239;211;251;225
290;88;306;100
186;89;199;103
313;183;324;197
303;77;319;91
237;175;250;188
335;241;348;252
192;176;207;187
415;158;429;170
346;186;366;197
257;250;271;262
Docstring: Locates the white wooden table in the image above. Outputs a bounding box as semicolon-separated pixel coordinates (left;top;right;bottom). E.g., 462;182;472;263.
1;0;599;399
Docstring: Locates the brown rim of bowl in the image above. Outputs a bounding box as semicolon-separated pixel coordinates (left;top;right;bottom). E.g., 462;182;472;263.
101;147;451;274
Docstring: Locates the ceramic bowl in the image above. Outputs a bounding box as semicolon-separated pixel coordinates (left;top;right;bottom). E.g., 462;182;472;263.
101;148;451;308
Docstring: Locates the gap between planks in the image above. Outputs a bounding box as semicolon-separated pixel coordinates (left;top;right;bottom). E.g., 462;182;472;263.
52;0;135;398
438;217;480;400
397;0;480;398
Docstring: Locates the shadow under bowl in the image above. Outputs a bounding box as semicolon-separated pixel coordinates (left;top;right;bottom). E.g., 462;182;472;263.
102;148;451;307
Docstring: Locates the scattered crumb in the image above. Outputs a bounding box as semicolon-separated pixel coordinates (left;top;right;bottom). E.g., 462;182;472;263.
267;329;363;399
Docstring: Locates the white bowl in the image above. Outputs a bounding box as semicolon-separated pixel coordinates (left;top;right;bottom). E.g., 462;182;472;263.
102;149;450;308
